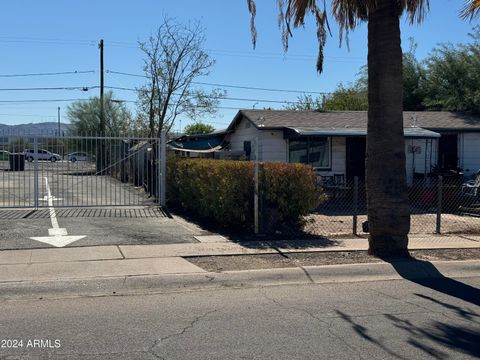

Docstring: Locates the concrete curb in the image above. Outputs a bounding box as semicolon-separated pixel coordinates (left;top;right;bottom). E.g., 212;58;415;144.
1;260;478;300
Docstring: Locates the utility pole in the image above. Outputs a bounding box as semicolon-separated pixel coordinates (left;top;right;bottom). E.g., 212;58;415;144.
57;106;61;136
97;39;105;173
99;39;105;134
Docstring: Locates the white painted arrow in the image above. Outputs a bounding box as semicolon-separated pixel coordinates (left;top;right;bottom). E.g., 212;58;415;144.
39;195;63;202
30;177;86;247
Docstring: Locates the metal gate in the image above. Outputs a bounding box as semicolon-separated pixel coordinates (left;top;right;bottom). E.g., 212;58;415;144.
0;134;166;209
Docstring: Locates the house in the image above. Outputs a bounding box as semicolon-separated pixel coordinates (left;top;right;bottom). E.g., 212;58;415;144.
222;110;480;183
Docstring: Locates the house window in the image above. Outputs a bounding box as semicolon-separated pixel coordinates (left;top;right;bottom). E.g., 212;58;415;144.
289;137;330;169
289;141;308;164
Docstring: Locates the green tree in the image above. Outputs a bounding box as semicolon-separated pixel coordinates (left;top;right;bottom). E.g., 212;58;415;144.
284;94;323;111
286;40;424;113
248;0;434;256
67;92;132;135
323;83;368;111
183;122;215;135
402;40;427;111
421;27;480;114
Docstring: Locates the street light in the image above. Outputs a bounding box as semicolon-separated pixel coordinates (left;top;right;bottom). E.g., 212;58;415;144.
57;107;61;136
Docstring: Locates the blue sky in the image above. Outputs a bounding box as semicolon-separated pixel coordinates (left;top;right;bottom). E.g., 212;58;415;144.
0;0;477;130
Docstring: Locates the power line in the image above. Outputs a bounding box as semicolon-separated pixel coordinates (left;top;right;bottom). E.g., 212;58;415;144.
0;99;91;103
193;81;329;95
0;86;98;91
104;85;298;104
0;70;95;78
0;98;276;111
106;70;330;95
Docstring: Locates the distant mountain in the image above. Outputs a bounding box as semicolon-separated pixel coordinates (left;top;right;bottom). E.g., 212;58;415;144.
0;122;71;136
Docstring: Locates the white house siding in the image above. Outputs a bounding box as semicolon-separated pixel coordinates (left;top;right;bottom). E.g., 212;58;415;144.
226;118;262;159
261;130;287;162
226;118;287;162
462;132;480;176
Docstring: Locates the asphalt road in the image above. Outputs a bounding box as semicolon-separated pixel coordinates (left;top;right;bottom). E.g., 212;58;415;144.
0;276;479;359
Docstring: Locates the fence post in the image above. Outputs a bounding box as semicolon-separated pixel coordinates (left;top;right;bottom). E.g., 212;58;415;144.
254;136;259;234
33;137;39;210
353;176;358;235
158;132;167;207
436;175;443;234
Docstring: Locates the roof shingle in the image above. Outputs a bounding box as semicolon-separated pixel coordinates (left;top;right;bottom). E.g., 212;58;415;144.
237;110;480;130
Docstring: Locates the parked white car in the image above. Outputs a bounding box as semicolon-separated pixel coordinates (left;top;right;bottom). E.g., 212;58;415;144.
67;152;91;162
24;149;61;162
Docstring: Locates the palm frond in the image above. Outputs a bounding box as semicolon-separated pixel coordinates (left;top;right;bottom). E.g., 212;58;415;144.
247;1;432;73
460;0;480;20
247;0;258;48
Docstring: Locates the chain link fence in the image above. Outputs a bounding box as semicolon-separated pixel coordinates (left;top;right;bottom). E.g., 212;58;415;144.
304;174;480;237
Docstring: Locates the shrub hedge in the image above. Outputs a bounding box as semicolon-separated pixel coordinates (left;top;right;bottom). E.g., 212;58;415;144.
167;158;321;231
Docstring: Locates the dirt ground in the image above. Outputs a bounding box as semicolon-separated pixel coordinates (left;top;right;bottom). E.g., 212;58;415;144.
187;248;480;272
303;213;480;237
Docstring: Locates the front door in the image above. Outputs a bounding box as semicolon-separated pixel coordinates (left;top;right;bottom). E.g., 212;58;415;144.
438;134;458;171
346;137;366;181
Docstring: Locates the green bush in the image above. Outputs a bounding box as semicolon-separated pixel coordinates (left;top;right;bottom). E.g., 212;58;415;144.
167;158;322;231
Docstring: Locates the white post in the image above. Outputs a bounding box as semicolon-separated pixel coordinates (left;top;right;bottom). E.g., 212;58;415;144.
33;137;39;210
159;132;167;207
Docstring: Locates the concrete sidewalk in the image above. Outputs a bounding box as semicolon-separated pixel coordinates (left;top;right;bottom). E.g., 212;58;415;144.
0;234;479;284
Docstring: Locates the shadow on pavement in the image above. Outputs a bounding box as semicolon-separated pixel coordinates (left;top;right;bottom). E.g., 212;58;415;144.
415;293;480;320
381;256;480;307
335;310;410;360
385;313;480;359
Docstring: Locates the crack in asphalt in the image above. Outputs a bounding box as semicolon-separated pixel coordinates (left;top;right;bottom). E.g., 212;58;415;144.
148;309;217;359
258;288;365;360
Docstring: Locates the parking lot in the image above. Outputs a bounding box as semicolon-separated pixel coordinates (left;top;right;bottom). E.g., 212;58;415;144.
0;160;203;250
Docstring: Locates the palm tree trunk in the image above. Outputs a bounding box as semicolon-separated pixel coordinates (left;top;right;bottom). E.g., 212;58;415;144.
366;0;410;256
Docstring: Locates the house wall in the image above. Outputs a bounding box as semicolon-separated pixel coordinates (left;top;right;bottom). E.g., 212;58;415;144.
227;118;444;184
461;132;480;177
226;117;287;161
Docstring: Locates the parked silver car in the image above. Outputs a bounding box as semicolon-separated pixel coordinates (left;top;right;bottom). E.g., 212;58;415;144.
24;149;61;162
67;152;91;162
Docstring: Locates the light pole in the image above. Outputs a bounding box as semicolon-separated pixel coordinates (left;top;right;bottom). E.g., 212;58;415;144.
57;106;61;136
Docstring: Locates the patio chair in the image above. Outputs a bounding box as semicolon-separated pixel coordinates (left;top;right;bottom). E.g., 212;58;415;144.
461;170;480;197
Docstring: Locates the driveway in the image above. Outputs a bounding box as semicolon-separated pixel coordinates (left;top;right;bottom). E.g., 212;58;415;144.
0;161;205;250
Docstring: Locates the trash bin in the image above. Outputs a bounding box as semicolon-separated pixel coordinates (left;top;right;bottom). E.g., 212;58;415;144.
9;153;25;171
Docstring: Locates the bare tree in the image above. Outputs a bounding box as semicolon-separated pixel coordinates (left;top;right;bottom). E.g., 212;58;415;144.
136;16;225;137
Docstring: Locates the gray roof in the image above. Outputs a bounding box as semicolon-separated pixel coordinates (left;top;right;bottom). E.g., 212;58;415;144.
235;110;480;131
287;127;440;139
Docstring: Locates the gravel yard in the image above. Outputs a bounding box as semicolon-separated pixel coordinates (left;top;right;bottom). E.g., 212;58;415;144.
187;248;480;272
304;213;480;237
